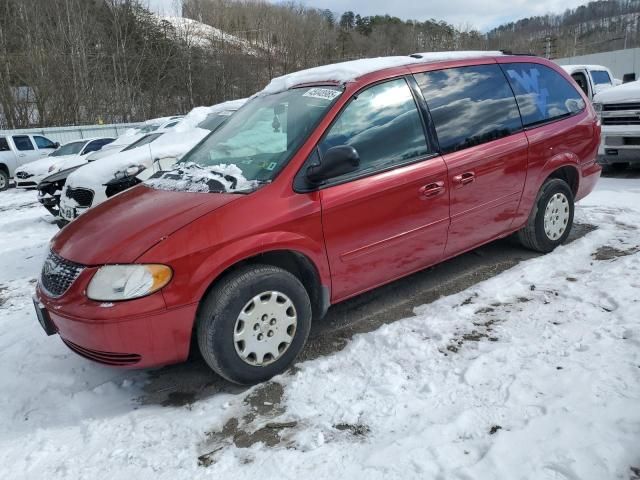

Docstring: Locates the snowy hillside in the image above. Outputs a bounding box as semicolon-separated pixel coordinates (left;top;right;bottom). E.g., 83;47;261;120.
0;178;638;478
160;16;258;56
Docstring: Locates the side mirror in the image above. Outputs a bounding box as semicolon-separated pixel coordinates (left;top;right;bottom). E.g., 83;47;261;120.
54;142;60;149
306;145;360;184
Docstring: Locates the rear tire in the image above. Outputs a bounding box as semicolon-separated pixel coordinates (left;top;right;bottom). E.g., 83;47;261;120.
0;170;9;191
196;264;312;385
517;178;574;253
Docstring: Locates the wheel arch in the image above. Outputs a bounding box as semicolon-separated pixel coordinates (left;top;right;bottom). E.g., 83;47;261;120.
513;154;581;230
545;164;579;197
194;248;330;329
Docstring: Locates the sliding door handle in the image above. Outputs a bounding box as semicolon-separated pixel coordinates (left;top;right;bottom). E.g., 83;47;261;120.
419;181;445;199
452;171;475;186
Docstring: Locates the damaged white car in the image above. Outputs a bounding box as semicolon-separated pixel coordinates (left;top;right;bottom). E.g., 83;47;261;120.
14;137;114;188
58;99;245;225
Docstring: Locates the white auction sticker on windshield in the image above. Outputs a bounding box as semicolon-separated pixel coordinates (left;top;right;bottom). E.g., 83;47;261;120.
303;88;341;101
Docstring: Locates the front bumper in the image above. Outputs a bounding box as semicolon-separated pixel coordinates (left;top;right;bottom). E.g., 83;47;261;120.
15;180;38;188
597;148;640;165
598;125;640;164
35;274;197;368
15;173;46;188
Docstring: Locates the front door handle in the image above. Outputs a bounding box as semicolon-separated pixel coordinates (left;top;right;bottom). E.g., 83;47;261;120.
452;171;475;187
419;181;445;199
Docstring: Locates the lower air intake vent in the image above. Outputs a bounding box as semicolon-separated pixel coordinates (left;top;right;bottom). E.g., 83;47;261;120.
62;339;142;366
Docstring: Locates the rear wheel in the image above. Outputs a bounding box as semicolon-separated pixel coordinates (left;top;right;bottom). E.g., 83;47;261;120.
0;170;9;191
517;178;574;253
197;265;312;385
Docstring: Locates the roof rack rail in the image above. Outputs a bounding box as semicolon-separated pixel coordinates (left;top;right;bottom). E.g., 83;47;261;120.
500;50;537;56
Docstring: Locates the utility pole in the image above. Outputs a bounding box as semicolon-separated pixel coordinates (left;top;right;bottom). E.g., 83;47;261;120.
545;36;551;59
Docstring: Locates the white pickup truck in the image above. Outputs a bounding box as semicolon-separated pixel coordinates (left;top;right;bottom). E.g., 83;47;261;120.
593;80;640;169
0;133;59;190
561;64;618;101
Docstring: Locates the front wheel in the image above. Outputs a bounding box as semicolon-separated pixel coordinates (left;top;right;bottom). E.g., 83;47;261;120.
0;170;9;191
196;264;312;385
517;178;574;253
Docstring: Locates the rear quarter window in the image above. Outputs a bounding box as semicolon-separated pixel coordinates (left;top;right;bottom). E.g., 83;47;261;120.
414;64;523;154
12;135;34;151
502;63;586;128
0;137;9;152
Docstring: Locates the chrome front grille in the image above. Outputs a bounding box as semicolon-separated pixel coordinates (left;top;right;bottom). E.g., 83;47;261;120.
601;105;640;125
602;102;640;111
65;187;94;208
40;250;84;298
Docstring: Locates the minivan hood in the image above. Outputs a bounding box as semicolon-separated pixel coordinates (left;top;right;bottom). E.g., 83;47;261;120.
52;184;239;265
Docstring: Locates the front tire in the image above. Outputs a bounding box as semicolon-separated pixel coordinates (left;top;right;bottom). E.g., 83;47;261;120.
517;178;574;253
196;265;312;385
0;170;9;191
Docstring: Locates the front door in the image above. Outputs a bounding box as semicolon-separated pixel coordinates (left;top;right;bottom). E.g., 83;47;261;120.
318;78;450;302
413;64;529;256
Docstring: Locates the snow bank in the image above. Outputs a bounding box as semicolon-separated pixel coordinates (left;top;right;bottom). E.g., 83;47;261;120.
160;16;257;55
261;51;503;95
145;162;257;193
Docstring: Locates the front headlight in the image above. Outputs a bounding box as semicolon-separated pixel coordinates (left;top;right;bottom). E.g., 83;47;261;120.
593;102;603;118
86;264;172;301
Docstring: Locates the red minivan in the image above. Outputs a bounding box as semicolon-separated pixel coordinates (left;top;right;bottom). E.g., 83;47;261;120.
34;52;601;384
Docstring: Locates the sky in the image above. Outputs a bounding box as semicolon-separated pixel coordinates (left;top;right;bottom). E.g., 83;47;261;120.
144;0;590;32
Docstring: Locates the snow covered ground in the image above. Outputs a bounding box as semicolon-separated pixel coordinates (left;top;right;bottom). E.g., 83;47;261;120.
0;177;639;479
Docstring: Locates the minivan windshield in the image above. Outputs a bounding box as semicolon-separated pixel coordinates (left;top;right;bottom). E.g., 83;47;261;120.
177;86;342;184
50;141;84;157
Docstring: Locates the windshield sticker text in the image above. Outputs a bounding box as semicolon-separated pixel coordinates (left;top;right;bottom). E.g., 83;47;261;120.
303;88;341;101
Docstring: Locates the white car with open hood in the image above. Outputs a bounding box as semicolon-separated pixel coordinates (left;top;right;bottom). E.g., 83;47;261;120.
14;137;114;188
58;99;245;224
